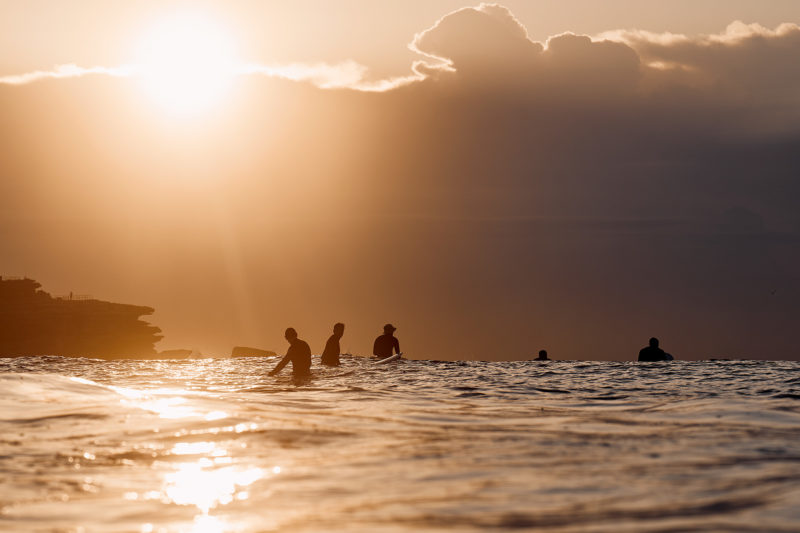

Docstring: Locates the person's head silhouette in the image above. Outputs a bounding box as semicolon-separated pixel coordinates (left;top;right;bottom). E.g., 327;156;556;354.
285;328;298;342
384;324;396;334
649;337;659;348
333;323;344;336
538;350;548;359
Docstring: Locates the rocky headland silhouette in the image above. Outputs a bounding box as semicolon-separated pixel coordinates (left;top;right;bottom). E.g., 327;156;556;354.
0;276;170;359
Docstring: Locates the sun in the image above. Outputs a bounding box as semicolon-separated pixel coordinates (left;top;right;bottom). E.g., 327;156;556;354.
135;13;240;115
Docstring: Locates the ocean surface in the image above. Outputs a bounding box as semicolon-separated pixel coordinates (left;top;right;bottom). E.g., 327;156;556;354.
1;357;799;533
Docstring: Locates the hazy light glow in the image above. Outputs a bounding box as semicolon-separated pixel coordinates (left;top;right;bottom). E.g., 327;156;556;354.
134;13;240;115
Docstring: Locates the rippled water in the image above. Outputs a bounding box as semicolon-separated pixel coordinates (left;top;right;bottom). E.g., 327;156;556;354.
1;357;799;532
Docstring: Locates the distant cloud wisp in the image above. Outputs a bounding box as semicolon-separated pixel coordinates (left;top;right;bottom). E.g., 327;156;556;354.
0;64;134;85
0;59;420;93
237;61;421;92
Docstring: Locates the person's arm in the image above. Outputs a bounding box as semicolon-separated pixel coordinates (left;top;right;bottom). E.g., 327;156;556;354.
373;337;379;356
269;354;291;376
393;337;400;355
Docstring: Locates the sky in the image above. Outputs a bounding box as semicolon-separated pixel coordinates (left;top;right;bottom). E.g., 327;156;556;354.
1;1;799;360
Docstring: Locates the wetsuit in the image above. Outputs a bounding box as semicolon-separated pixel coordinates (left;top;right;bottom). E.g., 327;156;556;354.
321;334;341;366
373;334;400;358
638;346;670;362
272;338;312;375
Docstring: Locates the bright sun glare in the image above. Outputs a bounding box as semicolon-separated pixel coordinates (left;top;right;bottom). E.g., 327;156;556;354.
135;14;240;115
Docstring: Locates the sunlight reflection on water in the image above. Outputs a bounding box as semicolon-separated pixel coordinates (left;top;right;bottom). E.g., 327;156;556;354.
188;514;229;533
163;463;265;512
104;383;277;531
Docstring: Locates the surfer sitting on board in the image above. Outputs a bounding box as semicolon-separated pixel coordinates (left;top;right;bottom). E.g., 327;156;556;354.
269;327;312;376
373;323;400;359
321;322;345;366
638;337;674;362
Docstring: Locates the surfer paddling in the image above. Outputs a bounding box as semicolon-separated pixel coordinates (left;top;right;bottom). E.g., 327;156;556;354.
268;328;312;377
373;323;400;359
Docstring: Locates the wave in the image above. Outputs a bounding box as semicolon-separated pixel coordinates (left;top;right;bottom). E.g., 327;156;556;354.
0;373;123;422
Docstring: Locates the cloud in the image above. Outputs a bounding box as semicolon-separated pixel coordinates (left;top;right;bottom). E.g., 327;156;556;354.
603;20;800;98
405;4;638;100
0;59;420;93
238;61;421;92
3;4;800;107
0;64;133;85
403;4;800;139
410;3;541;75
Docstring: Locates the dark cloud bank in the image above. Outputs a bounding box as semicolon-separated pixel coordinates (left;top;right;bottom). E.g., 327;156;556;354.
2;4;799;360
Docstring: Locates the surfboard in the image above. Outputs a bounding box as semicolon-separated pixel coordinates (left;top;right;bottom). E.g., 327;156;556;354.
375;352;402;364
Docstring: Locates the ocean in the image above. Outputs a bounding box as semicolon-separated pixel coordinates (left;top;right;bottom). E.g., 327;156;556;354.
1;357;799;532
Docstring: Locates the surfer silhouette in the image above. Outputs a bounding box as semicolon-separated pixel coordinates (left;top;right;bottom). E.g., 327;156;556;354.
638;337;673;362
321;322;344;366
373;324;400;359
535;350;549;361
268;328;312;376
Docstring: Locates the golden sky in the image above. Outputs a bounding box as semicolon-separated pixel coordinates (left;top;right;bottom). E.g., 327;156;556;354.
2;2;800;360
3;0;800;78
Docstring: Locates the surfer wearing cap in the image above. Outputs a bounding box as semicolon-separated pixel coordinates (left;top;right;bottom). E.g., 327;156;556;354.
638;337;674;362
321;322;345;366
373;323;400;359
269;327;312;376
